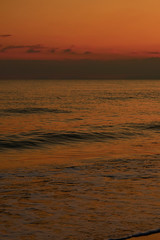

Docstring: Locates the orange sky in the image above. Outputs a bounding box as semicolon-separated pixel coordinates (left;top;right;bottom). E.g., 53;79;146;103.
1;0;160;59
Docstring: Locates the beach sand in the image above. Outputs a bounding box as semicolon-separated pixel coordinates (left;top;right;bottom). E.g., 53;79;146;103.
130;233;160;240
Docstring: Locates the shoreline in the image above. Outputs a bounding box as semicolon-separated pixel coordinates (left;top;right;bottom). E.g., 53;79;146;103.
130;233;160;240
109;229;160;240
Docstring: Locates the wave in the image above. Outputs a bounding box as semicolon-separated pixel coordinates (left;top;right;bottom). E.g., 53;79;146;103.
127;122;160;131
0;121;159;151
144;122;160;130
0;107;71;115
0;131;116;150
100;91;160;102
109;228;160;240
0;120;159;150
91;122;160;132
100;96;134;101
0;129;138;150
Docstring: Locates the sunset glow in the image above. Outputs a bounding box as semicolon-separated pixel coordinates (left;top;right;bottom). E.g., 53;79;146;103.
1;0;160;59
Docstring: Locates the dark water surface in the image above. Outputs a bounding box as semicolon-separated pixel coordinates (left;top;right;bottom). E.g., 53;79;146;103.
0;79;160;240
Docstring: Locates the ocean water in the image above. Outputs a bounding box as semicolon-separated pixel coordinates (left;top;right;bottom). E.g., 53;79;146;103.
0;79;160;240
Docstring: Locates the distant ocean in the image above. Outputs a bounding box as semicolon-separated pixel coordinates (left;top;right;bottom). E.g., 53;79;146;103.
0;79;160;240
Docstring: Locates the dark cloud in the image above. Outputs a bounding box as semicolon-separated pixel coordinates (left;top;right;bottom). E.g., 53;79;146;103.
83;51;92;55
27;48;41;53
50;48;59;53
0;45;25;52
0;34;12;38
0;44;44;52
30;44;45;49
63;48;72;53
50;49;55;53
62;48;78;55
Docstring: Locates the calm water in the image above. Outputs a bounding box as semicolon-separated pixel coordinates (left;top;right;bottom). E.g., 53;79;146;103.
0;79;160;240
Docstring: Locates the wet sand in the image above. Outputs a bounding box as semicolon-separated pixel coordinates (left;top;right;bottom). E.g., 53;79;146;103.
130;233;160;240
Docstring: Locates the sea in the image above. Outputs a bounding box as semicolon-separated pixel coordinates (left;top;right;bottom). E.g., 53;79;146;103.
0;79;160;240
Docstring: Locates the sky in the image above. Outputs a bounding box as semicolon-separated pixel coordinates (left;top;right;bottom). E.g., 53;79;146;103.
1;0;160;60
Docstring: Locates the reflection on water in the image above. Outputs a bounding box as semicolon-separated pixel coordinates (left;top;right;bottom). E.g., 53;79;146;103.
0;158;160;240
0;79;160;240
